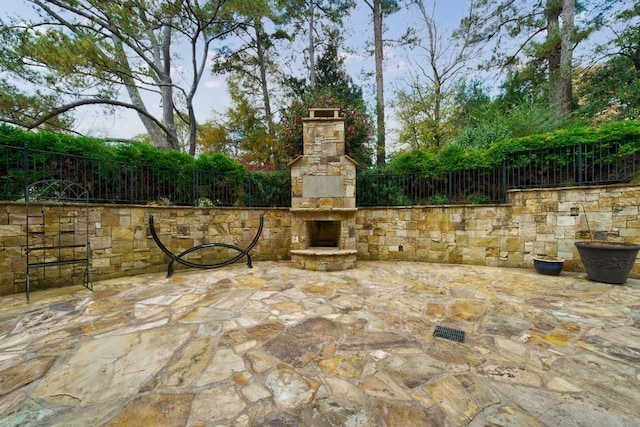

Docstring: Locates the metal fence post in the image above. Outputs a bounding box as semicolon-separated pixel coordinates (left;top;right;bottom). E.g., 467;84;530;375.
23;144;29;199
448;169;453;202
402;173;408;206
578;143;583;185
502;159;507;202
129;161;135;202
193;169;199;207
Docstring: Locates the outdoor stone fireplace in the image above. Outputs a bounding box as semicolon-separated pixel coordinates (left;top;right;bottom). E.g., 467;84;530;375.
289;108;357;271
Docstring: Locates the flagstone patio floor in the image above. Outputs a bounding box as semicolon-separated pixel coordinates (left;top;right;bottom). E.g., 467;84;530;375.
1;261;639;426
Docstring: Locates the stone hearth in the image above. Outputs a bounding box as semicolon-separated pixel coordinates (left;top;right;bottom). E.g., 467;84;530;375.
289;108;357;271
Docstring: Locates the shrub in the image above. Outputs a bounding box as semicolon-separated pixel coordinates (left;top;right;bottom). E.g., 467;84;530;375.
388;120;640;181
502;102;562;137
427;194;449;205
453;123;511;150
195;152;246;177
193;152;246;206
388;150;438;176
0;125;248;205
357;166;408;206
241;170;291;207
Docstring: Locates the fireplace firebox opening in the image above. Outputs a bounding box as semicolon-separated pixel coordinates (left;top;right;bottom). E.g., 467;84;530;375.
307;221;340;248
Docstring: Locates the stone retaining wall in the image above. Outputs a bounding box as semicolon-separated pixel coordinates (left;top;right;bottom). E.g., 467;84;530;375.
356;185;640;276
1;184;638;295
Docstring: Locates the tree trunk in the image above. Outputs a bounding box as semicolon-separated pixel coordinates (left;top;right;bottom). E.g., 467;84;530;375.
114;38;173;150
547;0;561;113
426;15;443;148
255;19;275;137
256;17;277;166
373;0;386;164
558;0;574;117
547;0;573;119
187;104;198;156
632;44;640;71
309;0;316;89
160;19;179;150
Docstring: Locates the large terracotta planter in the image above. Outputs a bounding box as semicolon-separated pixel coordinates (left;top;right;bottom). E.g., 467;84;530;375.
574;241;640;284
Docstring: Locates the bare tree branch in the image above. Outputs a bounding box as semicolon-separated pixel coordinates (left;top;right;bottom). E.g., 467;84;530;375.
26;98;174;138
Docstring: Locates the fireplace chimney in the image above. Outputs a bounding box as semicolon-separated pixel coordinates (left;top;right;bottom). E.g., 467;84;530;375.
288;108;357;271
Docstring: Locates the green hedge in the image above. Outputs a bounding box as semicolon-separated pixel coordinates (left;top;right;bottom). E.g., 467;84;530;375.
390;120;640;176
3;120;639;206
0;125;247;205
241;170;291;207
0;123;246;171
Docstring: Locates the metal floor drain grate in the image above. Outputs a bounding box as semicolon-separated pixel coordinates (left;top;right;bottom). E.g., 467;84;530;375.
433;325;465;343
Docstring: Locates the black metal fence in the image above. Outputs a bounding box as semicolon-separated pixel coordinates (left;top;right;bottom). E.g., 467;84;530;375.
1;141;638;207
0;145;290;207
358;143;639;206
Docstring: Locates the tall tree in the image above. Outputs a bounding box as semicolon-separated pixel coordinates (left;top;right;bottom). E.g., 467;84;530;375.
465;0;591;119
212;6;288;147
308;0;317;88
577;1;640;120
0;0;247;154
278;0;353;90
363;0;399;164
450;80;494;130
224;78;276;166
197;120;237;156
547;0;575;118
394;0;480;149
606;0;640;71
394;82;444;150
314;33;366;109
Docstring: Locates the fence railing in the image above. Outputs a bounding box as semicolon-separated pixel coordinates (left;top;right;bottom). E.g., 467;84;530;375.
0;145;290;207
1;141;638;207
358;143;639;206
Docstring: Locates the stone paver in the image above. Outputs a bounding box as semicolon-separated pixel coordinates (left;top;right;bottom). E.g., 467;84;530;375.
1;261;639;426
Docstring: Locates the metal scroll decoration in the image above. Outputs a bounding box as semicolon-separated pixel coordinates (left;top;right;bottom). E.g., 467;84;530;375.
149;214;264;278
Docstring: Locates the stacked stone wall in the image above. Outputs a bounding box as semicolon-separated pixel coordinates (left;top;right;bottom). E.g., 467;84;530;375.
0;206;290;296
355;184;640;276
0;184;638;296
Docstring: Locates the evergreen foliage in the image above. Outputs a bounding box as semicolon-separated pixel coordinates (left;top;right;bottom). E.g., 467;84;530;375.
0;125;246;204
390;120;640;176
279;37;374;166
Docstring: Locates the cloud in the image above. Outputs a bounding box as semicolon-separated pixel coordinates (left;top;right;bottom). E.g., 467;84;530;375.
341;50;370;64
204;80;223;89
383;62;404;77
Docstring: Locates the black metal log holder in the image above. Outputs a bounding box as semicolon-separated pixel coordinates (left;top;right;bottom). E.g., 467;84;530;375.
149;214;264;278
25;179;93;302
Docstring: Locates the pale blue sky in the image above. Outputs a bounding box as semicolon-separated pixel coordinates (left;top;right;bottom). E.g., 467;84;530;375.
0;1;621;152
0;1;470;145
